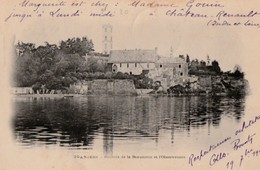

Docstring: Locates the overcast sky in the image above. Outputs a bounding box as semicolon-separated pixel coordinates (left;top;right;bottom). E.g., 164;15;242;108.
5;0;258;73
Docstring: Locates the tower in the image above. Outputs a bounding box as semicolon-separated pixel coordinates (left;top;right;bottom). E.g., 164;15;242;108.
102;24;113;55
206;55;211;66
170;46;173;57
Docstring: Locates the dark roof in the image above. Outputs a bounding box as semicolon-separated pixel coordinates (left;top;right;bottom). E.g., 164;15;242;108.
108;49;157;63
157;57;186;64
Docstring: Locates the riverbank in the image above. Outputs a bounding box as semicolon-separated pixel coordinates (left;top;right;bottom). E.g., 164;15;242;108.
12;92;244;98
13;94;85;98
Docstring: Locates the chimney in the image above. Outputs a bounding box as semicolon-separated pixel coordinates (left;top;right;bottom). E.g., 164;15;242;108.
155;47;158;54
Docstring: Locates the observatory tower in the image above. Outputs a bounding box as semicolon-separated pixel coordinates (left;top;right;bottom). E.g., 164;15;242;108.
102;24;113;55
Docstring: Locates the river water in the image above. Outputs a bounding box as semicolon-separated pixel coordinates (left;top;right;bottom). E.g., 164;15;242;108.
13;95;246;155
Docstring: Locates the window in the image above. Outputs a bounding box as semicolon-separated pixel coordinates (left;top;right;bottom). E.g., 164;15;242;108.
120;63;122;67
160;64;162;68
130;72;132;75
105;36;107;40
127;63;129;68
147;63;149;68
180;72;183;76
135;63;137;67
179;64;181;68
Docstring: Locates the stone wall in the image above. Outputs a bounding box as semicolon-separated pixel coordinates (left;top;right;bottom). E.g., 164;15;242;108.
69;83;88;94
71;79;137;95
12;87;34;95
91;80;108;94
113;80;136;95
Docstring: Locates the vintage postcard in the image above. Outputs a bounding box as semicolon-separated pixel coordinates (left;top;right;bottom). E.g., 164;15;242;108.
1;0;260;169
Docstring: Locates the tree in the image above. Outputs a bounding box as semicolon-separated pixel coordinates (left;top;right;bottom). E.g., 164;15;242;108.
113;72;130;79
54;52;86;74
66;54;85;72
13;47;39;86
189;59;200;74
14;36;96;89
211;60;221;74
233;65;242;73
33;43;58;75
86;57;98;73
96;62;106;72
233;65;244;79
16;41;35;56
39;70;54;84
59;37;94;56
186;55;190;64
200;60;206;68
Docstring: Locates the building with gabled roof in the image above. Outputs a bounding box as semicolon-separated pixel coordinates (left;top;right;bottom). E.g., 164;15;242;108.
156;56;188;78
107;48;190;89
108;49;158;75
148;56;189;88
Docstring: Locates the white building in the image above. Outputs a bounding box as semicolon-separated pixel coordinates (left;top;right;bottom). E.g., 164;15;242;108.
108;49;157;75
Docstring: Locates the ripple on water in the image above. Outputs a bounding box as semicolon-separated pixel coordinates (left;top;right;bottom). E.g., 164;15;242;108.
13;95;246;151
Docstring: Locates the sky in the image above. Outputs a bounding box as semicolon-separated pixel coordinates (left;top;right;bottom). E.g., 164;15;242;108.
13;18;245;72
4;0;259;73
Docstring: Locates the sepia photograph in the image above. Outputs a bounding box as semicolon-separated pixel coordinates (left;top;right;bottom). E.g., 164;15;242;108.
1;0;260;169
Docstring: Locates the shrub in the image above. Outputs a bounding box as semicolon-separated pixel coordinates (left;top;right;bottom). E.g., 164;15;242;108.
113;72;130;79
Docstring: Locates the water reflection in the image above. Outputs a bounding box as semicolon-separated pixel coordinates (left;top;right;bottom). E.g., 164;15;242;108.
13;95;245;153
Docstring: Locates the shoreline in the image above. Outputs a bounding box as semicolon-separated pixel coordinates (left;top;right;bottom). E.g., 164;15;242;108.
12;94;86;98
12;92;244;98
